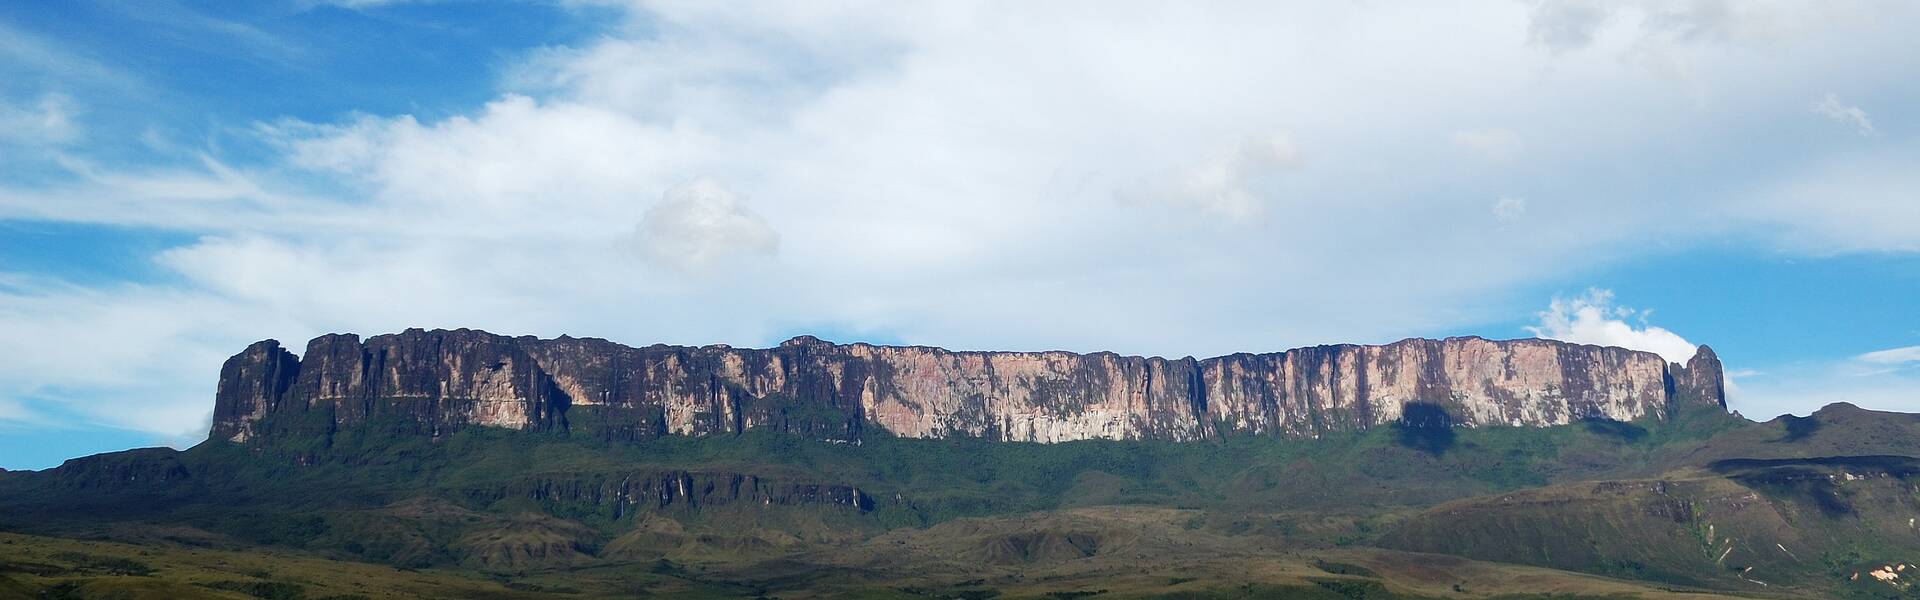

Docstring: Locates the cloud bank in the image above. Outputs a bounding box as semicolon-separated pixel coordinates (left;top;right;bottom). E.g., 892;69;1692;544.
0;2;1916;441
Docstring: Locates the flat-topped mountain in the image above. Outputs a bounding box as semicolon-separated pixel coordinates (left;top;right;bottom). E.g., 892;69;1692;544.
212;328;1726;445
22;328;1920;599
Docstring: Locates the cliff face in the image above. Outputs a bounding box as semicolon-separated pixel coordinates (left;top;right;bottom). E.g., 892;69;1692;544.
209;329;1726;444
212;330;569;443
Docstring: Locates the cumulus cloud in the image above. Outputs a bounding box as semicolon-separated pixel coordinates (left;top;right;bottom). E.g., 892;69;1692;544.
635;179;779;272
1812;93;1876;136
1526;289;1698;363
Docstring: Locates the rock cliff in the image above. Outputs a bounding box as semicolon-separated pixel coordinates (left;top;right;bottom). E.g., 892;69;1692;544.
209;329;1726;444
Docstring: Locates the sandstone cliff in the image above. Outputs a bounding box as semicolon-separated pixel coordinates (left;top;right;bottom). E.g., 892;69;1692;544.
209;329;1726;444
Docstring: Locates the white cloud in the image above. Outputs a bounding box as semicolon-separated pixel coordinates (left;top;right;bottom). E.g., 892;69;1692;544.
1526;1;1869;86
0;94;79;146
1528;0;1615;53
1526;289;1698;363
1812;93;1877;136
268;96;684;224
0;2;1917;439
1857;345;1920;365
1492;197;1528;221
0;22;138;91
1151;132;1303;222
0;276;259;437
0;397;34;425
635;179;779;272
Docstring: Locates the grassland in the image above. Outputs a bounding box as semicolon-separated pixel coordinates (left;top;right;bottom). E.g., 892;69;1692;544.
0;522;1761;599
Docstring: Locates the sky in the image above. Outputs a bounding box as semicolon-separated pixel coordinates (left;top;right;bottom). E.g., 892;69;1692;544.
1;1;1916;470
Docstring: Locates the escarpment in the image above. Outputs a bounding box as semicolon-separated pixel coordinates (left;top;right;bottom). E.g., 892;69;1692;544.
209;329;1726;445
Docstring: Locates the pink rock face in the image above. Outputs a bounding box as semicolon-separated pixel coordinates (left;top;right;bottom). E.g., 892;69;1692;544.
1198;338;1673;437
209;329;1725;444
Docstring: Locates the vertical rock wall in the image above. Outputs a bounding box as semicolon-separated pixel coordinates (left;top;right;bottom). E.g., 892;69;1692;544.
208;328;1725;444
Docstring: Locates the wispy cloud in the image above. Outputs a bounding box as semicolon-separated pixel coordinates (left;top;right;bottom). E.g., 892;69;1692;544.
1857;345;1920;365
0;94;81;146
0;22;141;90
1813;93;1877;136
97;3;310;66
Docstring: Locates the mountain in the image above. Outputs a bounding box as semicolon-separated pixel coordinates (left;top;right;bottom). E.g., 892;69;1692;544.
10;330;1920;599
211;328;1726;446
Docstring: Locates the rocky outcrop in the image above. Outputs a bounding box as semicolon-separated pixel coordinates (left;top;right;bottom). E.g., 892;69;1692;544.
209;329;1726;444
210;340;300;442
1668;345;1728;410
215;330;570;442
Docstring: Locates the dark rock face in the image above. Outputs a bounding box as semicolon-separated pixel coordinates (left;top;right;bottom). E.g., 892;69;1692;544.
209;328;1727;444
1667;344;1728;410
210;340;300;443
218;330;571;442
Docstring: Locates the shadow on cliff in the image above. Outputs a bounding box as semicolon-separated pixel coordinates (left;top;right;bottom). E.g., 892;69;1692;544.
1777;414;1821;442
1582;417;1648;442
1394;403;1456;456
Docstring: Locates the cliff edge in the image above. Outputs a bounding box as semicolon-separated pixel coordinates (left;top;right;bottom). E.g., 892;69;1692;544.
210;329;1727;444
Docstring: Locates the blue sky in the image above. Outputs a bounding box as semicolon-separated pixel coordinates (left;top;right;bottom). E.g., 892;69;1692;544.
2;1;1917;470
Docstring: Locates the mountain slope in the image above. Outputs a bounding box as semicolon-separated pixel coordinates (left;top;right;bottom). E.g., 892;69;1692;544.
1381;404;1920;597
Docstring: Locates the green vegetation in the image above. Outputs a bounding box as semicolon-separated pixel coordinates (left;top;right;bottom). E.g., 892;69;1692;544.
199;580;306;600
3;401;1915;598
46;552;154;577
1313;559;1380;578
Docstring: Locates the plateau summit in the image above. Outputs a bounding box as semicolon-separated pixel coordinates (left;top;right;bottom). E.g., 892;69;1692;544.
213;328;1727;446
